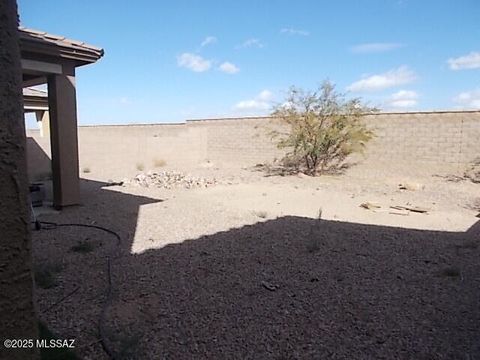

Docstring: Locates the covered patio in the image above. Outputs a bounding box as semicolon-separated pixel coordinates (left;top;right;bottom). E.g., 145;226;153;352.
23;87;48;137
20;27;103;208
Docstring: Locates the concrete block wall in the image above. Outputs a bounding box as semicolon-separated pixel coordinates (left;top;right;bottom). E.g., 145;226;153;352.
192;117;286;166
26;123;208;180
362;111;480;166
199;111;480;168
26;110;480;181
77;124;207;179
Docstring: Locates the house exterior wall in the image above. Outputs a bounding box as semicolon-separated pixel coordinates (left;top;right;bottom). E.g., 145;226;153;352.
0;1;39;358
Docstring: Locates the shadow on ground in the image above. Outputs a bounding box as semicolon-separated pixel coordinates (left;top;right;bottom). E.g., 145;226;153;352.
32;179;480;359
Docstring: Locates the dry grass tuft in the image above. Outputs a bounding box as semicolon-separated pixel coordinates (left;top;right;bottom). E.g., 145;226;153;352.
440;267;461;278
153;158;167;167
70;240;97;254
34;262;64;289
253;210;268;219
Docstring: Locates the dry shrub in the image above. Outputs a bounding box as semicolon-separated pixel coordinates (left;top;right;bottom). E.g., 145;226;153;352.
153;158;167;167
464;157;480;183
271;80;376;175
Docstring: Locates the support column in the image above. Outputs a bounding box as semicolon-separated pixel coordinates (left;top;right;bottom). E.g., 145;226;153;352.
34;110;50;137
48;65;80;208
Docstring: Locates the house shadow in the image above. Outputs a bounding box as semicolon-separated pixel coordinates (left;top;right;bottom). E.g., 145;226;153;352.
27;138;480;359
121;216;480;359
33;191;480;359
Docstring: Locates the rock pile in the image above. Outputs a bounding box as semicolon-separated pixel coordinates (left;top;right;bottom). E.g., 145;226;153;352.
126;171;218;189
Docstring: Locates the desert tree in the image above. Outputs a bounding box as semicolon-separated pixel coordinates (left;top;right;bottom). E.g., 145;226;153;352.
271;80;376;175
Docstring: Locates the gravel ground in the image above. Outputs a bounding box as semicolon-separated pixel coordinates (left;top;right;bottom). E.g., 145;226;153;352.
32;165;480;359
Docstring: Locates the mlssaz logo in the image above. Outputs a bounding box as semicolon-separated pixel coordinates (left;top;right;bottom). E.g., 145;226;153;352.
36;339;75;348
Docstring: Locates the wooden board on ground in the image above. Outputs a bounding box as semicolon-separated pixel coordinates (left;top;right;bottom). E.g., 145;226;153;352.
390;205;429;214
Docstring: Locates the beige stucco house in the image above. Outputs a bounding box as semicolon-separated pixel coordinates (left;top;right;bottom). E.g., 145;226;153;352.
20;27;103;208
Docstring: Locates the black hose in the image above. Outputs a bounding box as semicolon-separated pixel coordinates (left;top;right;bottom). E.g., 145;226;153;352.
38;221;120;360
39;221;121;246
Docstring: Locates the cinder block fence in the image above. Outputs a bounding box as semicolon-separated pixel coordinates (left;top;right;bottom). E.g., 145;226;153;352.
26;110;480;180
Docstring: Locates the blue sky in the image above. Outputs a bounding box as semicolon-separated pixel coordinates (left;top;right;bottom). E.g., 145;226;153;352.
19;0;480;125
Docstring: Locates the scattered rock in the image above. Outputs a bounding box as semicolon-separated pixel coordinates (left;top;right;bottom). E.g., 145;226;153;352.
253;210;268;219
443;175;465;182
399;182;424;191
104;181;124;187
199;160;215;168
125;171;218;189
466;197;480;212
297;172;310;179
360;202;381;210
261;281;279;291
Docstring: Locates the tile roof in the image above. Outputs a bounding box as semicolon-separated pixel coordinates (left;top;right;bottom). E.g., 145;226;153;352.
23;87;47;98
19;27;104;64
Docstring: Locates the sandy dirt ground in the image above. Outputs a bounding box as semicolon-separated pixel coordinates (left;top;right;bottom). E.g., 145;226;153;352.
32;164;479;359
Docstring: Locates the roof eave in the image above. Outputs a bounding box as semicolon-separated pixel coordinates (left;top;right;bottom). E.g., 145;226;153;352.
19;29;104;66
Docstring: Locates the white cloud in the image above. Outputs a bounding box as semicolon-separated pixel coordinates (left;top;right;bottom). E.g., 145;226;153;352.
387;90;418;108
234;90;273;112
351;42;404;53
234;100;269;111
219;61;240;74
347;66;416;92
257;90;272;101
200;36;217;47
453;89;480;108
236;38;264;49
391;90;417;100
447;52;480;70
280;28;310;36
177;53;211;72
